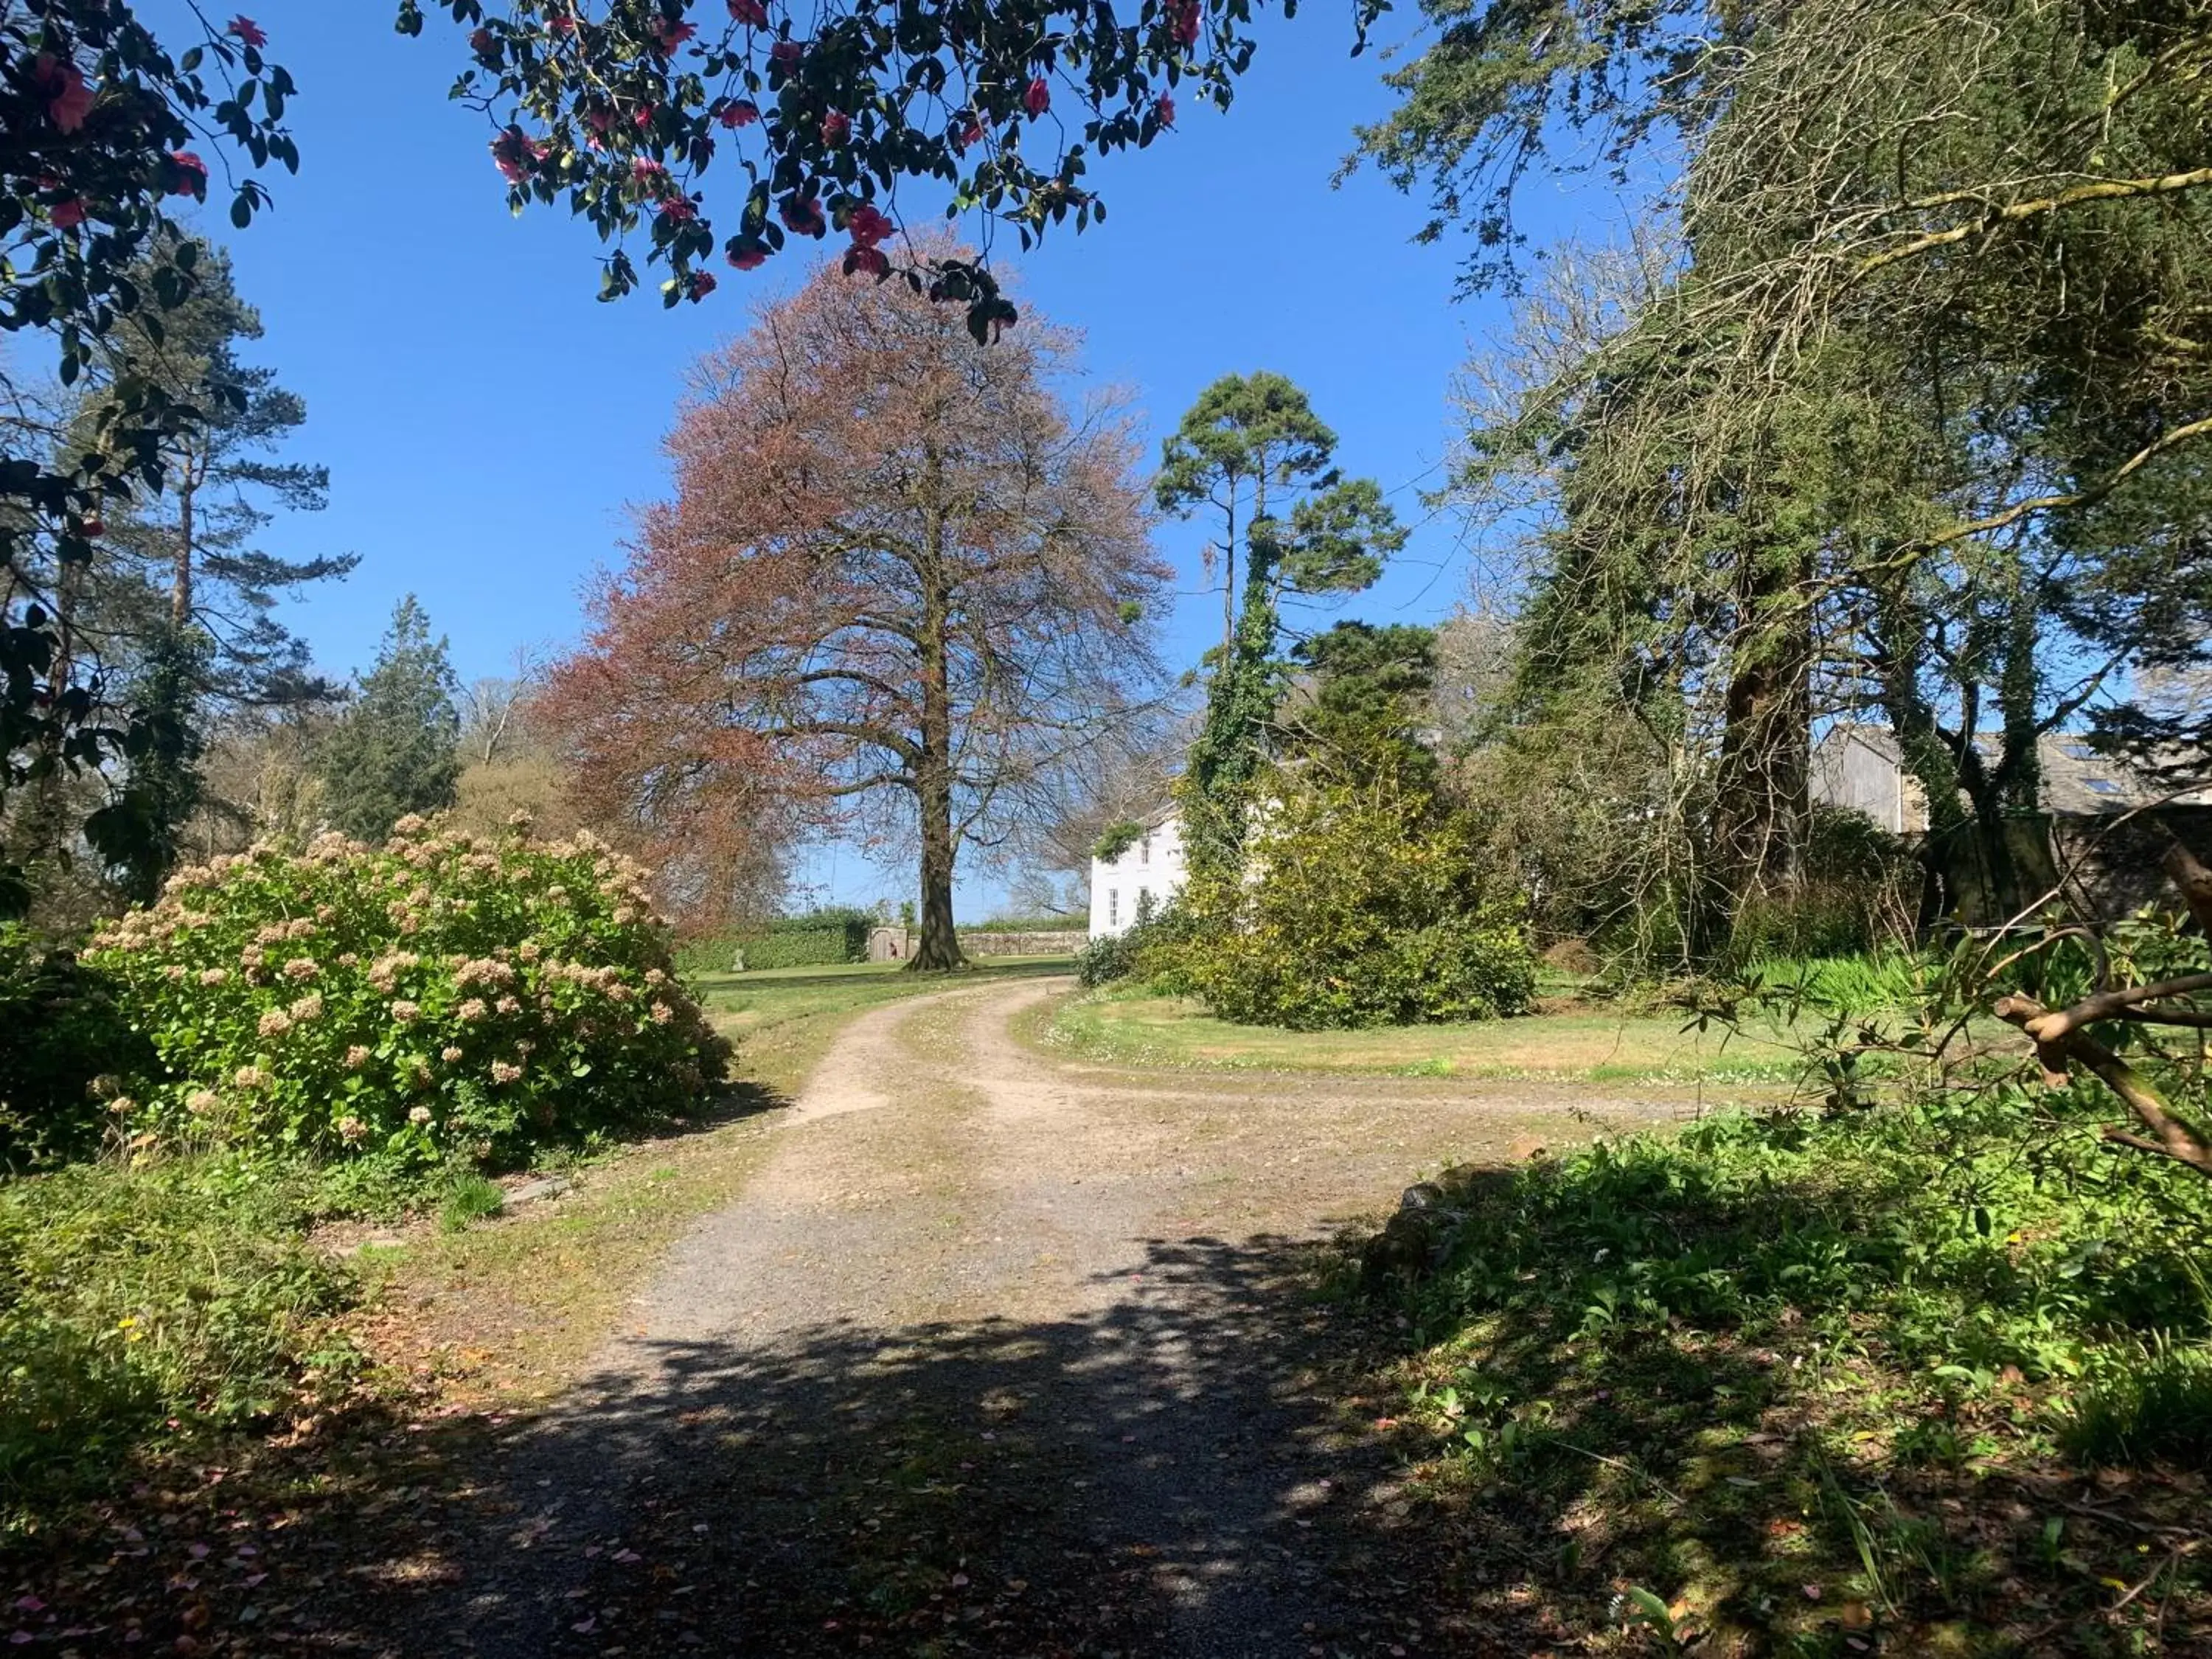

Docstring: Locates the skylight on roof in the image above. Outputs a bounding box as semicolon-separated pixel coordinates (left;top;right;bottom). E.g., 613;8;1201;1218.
2084;778;2123;795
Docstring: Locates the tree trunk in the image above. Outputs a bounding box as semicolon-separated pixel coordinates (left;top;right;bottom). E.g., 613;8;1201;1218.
172;454;196;628
908;512;966;972
1711;545;1812;946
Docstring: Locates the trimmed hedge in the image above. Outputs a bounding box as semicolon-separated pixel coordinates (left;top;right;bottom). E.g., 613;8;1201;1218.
735;927;858;969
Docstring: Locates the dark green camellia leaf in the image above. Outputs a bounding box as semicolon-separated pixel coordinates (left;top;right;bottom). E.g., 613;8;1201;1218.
402;0;1385;336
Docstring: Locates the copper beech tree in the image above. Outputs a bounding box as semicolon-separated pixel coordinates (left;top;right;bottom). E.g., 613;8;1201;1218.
540;253;1165;967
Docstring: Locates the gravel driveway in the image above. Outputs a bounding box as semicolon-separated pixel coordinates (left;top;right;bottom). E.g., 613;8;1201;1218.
398;976;1680;1658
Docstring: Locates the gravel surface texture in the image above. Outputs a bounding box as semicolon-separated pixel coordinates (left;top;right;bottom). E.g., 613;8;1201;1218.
390;977;1682;1658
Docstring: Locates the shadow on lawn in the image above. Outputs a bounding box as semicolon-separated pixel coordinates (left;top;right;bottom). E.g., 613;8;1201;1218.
7;1230;1518;1658
15;1157;2204;1654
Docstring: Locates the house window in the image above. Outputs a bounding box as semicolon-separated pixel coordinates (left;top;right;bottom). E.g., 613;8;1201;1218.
1140;833;1151;866
2062;740;2097;760
1107;889;1119;926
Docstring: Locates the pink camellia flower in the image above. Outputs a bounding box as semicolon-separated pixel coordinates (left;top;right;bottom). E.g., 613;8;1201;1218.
228;15;267;48
689;270;718;300
632;102;657;130
846;202;893;247
780;195;823;234
1023;76;1051;117
1157;93;1175;126
1171;0;1200;46
821;109;850;146
718;99;760;128
170;150;208;195
846;244;890;278
728;246;768;270
770;38;802;68
490;128;543;184
958;118;985;150
549;12;577;35
49;197;86;230
649;15;697;52
631;156;668;184
728;0;768;23
37;57;94;134
468;25;496;58
658;194;698;223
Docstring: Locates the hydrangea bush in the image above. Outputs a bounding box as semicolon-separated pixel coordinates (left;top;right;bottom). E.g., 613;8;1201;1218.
86;816;731;1171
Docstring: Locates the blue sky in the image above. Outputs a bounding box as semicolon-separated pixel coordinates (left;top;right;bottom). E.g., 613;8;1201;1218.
159;1;1598;912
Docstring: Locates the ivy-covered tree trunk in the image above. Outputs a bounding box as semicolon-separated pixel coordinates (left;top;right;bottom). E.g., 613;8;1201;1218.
1710;546;1813;957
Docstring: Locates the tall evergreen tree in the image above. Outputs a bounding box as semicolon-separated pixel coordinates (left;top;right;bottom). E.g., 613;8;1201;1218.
1155;375;1406;885
316;597;461;844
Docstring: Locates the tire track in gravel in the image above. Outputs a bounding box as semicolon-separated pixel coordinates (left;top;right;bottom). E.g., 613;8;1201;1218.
392;977;1678;1658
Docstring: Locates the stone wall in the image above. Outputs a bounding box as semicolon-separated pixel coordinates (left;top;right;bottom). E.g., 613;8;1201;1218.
959;929;1087;958
865;928;1085;961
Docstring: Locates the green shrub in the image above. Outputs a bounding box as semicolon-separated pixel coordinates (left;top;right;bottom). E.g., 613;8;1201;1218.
1180;768;1538;1029
1076;894;1197;988
85;818;731;1175
0;1155;356;1510
0;924;153;1171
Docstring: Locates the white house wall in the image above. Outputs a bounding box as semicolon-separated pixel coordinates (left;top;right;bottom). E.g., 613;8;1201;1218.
1088;816;1188;938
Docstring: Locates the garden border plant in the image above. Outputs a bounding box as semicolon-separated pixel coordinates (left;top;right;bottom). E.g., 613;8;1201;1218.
86;813;731;1200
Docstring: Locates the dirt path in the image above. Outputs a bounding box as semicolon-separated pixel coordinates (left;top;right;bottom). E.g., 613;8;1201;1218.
403;978;1681;1657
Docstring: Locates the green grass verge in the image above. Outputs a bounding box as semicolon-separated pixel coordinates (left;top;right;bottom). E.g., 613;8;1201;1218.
1039;984;1807;1088
1358;1085;2212;1649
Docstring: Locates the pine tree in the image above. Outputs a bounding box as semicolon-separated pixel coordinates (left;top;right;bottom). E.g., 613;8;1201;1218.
315;597;461;844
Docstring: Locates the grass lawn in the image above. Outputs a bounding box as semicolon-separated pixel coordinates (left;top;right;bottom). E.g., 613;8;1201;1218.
695;954;1074;1093
1039;984;1809;1090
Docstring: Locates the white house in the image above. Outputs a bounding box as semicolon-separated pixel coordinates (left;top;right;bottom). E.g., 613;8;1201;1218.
1088;808;1186;938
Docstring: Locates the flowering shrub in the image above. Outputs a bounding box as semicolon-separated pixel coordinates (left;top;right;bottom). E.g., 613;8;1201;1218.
86;817;731;1171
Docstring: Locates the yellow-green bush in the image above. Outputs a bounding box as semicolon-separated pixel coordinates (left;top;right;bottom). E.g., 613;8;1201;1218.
86;817;730;1173
1180;768;1537;1029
